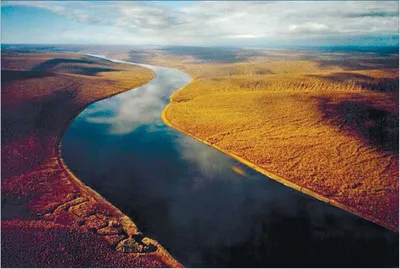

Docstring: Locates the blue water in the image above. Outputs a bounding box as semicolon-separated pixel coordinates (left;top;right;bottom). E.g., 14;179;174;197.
62;55;398;267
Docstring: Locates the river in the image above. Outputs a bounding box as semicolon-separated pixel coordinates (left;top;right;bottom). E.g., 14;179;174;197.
61;55;398;267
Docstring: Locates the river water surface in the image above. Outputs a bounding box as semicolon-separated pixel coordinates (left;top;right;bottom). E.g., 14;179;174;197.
62;55;398;267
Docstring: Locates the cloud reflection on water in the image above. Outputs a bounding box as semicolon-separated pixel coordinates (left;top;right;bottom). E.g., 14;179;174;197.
80;64;191;135
175;134;235;187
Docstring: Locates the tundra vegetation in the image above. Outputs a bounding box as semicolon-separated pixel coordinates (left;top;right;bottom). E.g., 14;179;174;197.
125;46;399;230
1;51;182;267
1;45;398;267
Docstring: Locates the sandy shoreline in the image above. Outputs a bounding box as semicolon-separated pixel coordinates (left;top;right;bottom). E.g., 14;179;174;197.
161;88;398;232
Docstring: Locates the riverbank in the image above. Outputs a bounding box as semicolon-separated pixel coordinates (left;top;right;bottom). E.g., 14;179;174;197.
1;52;182;267
162;100;397;231
161;65;399;232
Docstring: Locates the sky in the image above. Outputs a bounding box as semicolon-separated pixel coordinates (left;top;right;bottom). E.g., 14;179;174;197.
1;1;399;47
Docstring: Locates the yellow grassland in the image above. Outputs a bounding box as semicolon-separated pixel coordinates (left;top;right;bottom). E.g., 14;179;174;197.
162;60;399;231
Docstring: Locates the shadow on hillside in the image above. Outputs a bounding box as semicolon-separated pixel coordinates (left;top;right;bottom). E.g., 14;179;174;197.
2;89;78;178
58;66;117;76
32;58;92;71
135;46;265;63
2;58;118;84
32;58;116;76
318;98;398;155
1;70;52;83
316;56;399;71
2;88;78;141
308;72;399;92
160;46;253;63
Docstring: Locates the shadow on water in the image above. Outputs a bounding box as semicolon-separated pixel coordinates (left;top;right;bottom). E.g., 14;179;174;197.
203;205;399;268
62;57;399;267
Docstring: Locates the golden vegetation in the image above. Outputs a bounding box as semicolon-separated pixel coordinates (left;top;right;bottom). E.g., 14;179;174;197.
162;55;399;230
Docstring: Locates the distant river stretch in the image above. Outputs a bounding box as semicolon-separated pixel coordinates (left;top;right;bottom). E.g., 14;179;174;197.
61;55;398;267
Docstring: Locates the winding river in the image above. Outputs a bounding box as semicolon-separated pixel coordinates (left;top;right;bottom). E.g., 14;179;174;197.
61;55;398;267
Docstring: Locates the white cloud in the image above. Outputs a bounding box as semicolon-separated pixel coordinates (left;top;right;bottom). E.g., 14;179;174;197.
227;34;266;39
2;1;399;45
288;22;330;34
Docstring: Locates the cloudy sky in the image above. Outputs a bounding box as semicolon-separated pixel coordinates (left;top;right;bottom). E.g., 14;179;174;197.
2;1;399;46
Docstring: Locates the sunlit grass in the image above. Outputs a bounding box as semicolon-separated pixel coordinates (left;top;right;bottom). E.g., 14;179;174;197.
164;58;399;230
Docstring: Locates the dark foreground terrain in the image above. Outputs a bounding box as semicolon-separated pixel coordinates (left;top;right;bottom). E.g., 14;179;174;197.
1;51;181;267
